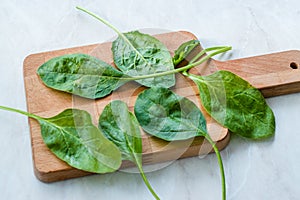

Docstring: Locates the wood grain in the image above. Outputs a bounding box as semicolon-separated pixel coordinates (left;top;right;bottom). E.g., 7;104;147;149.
23;31;300;182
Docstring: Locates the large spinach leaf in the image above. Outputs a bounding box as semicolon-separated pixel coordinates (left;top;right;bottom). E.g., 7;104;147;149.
0;106;122;173
134;87;207;141
112;31;175;88
185;70;275;139
98;100;160;200
37;53;129;99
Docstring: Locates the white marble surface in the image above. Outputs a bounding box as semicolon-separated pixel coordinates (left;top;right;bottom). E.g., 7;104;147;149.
1;0;300;199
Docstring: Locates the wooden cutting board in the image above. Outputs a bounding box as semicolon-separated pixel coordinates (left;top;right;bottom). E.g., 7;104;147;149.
23;31;300;182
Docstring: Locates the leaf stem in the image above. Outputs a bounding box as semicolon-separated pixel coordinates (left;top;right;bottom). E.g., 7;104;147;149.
76;6;123;37
189;46;230;64
0;105;43;121
188;46;231;68
76;6;148;64
204;134;226;200
134;154;160;200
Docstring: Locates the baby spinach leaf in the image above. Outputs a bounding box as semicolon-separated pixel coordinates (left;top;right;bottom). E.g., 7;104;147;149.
0;106;122;173
185;70;275;139
134;87;207;141
37;53;129;99
77;6;175;88
133;88;226;199
98;100;160;200
40;109;122;173
112;31;175;88
173;40;201;66
76;7;232;90
99;100;142;162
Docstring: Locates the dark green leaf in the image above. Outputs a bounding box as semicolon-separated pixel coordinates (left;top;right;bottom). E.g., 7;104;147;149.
187;70;275;139
172;40;201;66
39;109;122;173
98;100;142;163
37;53;129;99
134;87;207;141
112;31;175;88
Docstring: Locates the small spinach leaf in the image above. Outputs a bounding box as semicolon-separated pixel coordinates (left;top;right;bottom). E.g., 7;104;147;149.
37;53;129;99
173;40;201;66
98;100;160;200
134;87;207;141
185;70;275;139
112;31;175;88
0;106;122;173
99;100;142;162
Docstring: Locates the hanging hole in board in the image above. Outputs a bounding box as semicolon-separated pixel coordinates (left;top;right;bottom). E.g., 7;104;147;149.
290;62;298;69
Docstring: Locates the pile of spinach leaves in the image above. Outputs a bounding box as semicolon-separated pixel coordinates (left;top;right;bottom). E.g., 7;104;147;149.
0;6;275;200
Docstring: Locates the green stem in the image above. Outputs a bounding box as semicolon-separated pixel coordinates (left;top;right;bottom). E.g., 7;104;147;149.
76;6;148;64
76;6;123;38
204;134;226;200
134;155;160;200
0;105;43;121
189;46;230;64
189;46;231;68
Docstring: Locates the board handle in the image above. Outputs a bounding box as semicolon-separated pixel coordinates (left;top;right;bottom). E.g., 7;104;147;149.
215;50;300;97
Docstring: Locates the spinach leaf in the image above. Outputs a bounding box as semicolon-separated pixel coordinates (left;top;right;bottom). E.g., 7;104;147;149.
134;87;207;141
76;7;175;88
173;40;201;66
0;106;122;173
98;100;160;200
185;70;275;139
37;53;129;99
112;31;175;88
133;88;226;200
99;100;142;162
